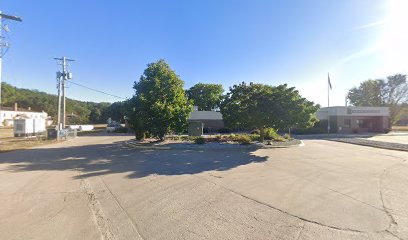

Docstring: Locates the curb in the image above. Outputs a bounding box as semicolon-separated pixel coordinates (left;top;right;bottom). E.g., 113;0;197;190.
123;142;260;150
122;140;303;150
261;140;303;149
329;139;408;152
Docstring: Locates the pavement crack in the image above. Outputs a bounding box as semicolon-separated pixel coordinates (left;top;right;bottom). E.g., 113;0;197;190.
385;229;405;240
264;162;390;215
82;179;116;240
378;164;401;238
77;170;116;240
193;174;366;234
98;176;146;240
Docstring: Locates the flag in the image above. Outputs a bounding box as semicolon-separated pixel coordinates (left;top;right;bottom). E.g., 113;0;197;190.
328;73;332;90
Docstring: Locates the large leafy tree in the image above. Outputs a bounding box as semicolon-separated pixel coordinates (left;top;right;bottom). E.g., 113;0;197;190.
221;82;318;141
270;84;319;131
186;83;224;110
347;80;383;106
131;59;192;140
347;74;408;123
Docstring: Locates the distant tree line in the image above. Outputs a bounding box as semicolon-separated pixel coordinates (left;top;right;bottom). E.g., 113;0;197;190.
1;82;127;124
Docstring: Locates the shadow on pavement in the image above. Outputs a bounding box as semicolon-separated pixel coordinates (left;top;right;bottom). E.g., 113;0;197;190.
0;140;267;179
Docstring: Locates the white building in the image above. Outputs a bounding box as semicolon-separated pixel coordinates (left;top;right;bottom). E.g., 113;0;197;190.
0;103;49;127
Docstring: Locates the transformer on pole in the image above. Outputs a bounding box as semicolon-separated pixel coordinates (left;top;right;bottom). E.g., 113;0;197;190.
54;57;74;139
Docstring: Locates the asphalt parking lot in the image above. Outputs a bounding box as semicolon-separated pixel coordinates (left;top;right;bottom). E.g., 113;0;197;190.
0;134;407;240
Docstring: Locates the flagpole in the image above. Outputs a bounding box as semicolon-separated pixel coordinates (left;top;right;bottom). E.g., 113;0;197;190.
327;73;330;135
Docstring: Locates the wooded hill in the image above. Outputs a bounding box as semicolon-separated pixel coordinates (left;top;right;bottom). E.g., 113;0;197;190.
1;82;127;124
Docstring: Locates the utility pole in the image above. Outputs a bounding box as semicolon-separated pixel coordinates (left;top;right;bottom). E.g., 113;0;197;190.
54;57;74;139
0;11;22;124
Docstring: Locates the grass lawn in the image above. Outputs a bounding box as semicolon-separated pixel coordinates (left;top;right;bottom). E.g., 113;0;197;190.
0;124;108;153
0;128;13;139
0;137;56;153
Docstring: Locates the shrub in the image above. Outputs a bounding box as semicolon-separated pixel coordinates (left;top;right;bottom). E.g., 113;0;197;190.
194;137;206;144
216;135;229;142
273;136;286;142
167;135;181;141
215;135;222;142
236;135;251;145
229;134;252;144
135;131;145;140
180;136;190;141
283;133;293;140
249;134;260;142
250;129;260;135
264;128;279;140
188;136;198;141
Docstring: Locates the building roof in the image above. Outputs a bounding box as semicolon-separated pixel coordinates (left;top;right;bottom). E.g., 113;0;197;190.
0;106;44;113
0;106;40;113
188;110;223;121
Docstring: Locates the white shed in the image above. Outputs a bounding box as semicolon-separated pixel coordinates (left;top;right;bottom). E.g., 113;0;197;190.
13;118;46;137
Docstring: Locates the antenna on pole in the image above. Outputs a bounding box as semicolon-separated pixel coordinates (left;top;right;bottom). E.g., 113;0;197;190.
0;11;22;126
54;57;74;140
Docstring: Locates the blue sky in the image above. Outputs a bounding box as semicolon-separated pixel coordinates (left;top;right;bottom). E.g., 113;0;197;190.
1;0;407;106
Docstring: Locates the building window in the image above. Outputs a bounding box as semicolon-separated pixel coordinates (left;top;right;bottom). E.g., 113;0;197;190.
356;119;364;128
344;119;351;128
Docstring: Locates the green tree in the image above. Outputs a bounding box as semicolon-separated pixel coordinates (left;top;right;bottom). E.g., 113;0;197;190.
186;83;224;110
89;108;102;123
347;74;408;123
272;84;319;131
221;82;318;141
347;79;384;106
131;59;192;140
126;96;146;139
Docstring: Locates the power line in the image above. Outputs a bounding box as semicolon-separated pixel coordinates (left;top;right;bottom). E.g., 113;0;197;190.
66;79;126;100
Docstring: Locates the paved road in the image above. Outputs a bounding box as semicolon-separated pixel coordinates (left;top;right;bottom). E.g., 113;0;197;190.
0;134;407;240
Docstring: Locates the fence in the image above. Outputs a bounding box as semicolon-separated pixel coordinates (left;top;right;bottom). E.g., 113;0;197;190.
47;129;77;141
59;129;77;140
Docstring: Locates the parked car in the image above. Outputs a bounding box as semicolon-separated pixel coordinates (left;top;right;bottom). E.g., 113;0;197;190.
106;122;121;133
